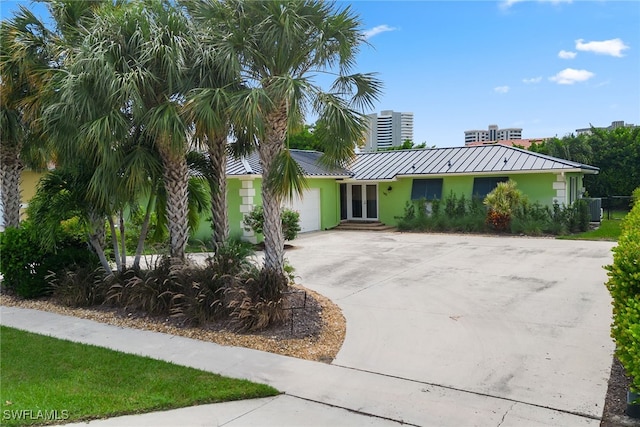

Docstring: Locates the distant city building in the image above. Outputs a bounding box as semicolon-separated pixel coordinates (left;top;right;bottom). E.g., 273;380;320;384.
464;124;522;145
364;110;414;151
465;138;549;149
575;120;637;136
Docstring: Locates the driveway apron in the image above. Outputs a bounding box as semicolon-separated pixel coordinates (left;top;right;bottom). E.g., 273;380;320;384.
285;231;615;419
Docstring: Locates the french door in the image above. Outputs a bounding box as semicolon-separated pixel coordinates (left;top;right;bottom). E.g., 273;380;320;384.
347;183;378;220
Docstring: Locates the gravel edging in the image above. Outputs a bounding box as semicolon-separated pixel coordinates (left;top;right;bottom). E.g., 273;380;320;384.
0;285;346;363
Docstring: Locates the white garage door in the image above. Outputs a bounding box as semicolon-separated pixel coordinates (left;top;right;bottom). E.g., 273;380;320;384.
284;188;321;233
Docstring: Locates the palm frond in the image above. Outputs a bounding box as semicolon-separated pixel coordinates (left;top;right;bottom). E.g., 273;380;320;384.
266;149;308;200
330;72;384;111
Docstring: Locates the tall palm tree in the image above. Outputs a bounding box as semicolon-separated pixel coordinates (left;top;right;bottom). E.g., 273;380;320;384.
0;7;52;229
46;0;197;264
187;0;382;276
1;1;104;230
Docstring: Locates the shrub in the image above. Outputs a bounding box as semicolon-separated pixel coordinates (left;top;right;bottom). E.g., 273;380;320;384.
0;225;46;298
632;187;640;206
226;267;288;332
484;180;524;232
48;266;108;307
243;205;301;241
605;200;640;393
0;224;99;299
565;199;590;233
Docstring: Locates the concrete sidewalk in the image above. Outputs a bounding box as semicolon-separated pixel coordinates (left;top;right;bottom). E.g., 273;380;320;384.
2;306;600;426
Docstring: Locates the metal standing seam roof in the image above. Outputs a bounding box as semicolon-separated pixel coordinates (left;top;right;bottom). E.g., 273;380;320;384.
348;144;599;181
226;149;352;177
226;144;599;180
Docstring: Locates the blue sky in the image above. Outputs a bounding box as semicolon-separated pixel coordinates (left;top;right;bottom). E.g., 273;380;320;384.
2;0;639;147
349;0;640;146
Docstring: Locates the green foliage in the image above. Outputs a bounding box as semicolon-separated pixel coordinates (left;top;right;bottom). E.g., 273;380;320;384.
0;223;99;299
483;180;524;231
605;200;640;393
633;187;640;206
398;191;591;236
529;128;640;197
287;124;325;151
396;194;486;233
243;205;301;242
377;139;428;151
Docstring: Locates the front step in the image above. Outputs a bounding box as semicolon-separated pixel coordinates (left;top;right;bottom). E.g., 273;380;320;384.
333;221;396;231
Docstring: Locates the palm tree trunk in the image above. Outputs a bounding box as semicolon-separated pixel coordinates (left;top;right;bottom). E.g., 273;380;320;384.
159;147;190;265
0;144;24;229
87;211;112;274
119;210;127;270
108;216;122;273
208;137;229;247
259;109;288;275
133;193;156;270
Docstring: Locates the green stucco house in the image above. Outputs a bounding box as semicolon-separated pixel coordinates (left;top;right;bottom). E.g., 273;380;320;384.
195;144;599;242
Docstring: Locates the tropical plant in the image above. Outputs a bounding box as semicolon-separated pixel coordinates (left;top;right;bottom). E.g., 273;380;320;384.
45;0;198;265
483;180;524;231
0;7;53;229
187;0;382;277
243;205;301;242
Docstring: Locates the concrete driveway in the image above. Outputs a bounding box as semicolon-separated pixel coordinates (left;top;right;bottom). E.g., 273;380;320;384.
284;230;616;419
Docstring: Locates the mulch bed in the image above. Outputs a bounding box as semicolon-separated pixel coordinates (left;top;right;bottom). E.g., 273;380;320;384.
601;357;640;426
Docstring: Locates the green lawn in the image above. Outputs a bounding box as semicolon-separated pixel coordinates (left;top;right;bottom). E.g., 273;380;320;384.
0;326;279;426
558;211;628;241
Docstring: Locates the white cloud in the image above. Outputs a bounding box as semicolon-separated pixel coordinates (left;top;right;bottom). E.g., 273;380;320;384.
558;50;576;59
522;76;542;84
363;25;397;40
549;68;595;85
575;38;629;57
501;0;572;9
494;86;510;94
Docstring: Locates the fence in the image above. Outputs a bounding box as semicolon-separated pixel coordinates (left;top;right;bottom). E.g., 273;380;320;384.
601;196;633;220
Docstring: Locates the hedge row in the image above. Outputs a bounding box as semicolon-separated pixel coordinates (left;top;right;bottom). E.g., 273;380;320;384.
606;190;640;393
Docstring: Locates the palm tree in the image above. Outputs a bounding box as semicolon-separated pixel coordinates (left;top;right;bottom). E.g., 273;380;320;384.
187;0;382;276
46;0;197;264
0;7;52;229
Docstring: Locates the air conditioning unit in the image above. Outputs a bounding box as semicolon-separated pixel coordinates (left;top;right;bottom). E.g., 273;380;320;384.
583;198;602;222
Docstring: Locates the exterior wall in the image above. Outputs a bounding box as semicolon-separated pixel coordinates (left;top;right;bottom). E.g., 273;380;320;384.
510;173;558;206
312;178;341;230
377;172;577;226
377;179;413;227
202;177;340;244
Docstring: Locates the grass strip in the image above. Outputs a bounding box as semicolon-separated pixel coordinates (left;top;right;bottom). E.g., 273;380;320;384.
557;218;624;241
0;326;278;426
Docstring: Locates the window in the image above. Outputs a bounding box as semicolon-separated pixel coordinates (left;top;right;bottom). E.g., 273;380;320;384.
569;176;579;204
411;179;443;200
472;177;508;198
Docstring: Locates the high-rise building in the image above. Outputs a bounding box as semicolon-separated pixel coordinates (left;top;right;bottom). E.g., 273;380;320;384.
464;124;522;145
363;110;414;151
575;120;637;136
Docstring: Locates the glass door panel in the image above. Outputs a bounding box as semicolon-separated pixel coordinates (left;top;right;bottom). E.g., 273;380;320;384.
366;184;377;219
351;184;363;218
